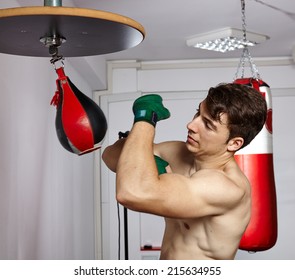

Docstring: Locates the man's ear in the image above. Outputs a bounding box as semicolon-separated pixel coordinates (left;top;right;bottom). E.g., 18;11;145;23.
227;137;244;152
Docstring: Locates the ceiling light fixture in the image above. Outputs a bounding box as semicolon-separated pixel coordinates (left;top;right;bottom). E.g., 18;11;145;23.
186;27;269;53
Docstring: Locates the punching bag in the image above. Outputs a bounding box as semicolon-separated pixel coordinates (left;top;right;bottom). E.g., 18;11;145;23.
51;67;107;155
234;78;277;251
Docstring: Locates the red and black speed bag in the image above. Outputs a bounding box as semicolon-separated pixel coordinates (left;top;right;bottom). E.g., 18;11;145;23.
51;67;107;155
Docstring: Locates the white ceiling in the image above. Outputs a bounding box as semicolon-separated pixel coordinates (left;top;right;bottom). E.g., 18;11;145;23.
8;0;295;62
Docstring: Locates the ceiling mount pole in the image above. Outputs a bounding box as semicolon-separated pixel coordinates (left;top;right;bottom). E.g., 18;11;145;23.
44;0;62;7
41;0;65;63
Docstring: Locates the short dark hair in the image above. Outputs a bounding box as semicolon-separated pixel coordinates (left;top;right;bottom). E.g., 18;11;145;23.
205;83;267;149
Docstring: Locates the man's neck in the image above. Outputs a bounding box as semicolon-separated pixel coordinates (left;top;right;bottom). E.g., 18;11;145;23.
193;152;235;172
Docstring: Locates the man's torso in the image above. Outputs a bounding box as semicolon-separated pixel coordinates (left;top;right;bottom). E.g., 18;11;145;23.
155;141;251;260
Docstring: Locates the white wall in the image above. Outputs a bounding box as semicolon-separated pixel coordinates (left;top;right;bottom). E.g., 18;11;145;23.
0;53;97;259
98;59;295;260
0;0;111;261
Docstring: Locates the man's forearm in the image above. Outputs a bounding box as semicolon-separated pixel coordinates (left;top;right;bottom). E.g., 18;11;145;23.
116;122;159;209
112;94;170;210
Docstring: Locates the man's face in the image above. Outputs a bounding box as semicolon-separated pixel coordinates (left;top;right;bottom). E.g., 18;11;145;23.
186;101;230;157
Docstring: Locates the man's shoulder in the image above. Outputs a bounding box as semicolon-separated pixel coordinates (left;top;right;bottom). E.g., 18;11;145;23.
191;168;248;201
154;140;187;155
156;140;186;147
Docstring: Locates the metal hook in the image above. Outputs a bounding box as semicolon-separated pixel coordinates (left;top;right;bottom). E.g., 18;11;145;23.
49;45;64;67
51;56;65;70
40;34;66;66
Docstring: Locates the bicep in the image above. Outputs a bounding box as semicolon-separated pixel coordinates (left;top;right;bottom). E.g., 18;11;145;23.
138;171;243;219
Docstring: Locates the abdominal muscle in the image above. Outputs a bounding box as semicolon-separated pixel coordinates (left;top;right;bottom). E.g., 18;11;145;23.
160;216;241;260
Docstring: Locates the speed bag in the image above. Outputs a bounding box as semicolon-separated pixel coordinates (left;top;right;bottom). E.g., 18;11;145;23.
234;78;277;251
51;67;107;155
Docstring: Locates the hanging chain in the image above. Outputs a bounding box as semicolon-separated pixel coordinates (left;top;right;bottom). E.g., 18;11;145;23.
241;0;247;44
234;0;260;80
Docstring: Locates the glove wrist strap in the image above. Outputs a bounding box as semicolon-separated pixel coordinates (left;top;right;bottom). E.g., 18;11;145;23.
134;109;158;126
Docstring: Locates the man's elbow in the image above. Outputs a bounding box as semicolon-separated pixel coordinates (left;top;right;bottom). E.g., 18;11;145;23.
116;188;135;209
116;182;145;211
101;148;108;165
116;190;127;206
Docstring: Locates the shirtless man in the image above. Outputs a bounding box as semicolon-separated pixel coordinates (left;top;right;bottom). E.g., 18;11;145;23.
102;83;267;260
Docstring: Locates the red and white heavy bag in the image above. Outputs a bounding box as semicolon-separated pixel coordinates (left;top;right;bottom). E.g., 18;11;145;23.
234;78;277;251
51;67;107;155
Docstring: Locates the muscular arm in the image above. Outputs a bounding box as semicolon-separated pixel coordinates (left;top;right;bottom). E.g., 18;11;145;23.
116;122;160;206
116;122;245;219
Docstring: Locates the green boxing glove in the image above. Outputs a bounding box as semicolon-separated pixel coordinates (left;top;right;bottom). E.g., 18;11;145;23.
133;94;170;126
154;155;169;175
